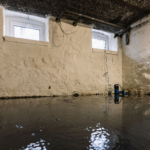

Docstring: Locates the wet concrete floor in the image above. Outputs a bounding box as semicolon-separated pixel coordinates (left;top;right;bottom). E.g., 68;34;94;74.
0;95;150;150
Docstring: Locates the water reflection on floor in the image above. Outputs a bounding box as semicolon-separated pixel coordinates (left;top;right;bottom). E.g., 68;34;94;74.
0;95;150;150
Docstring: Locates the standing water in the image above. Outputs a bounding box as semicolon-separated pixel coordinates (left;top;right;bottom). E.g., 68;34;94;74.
0;95;150;150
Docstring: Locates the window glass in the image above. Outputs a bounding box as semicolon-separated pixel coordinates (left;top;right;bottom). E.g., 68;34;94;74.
92;37;107;49
92;29;118;52
14;26;40;41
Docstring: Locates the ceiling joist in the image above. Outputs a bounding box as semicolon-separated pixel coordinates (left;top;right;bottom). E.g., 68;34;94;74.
66;10;126;29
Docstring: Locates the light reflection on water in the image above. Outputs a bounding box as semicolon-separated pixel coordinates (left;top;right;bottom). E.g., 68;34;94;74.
0;95;150;150
24;139;48;150
89;126;110;150
86;123;120;150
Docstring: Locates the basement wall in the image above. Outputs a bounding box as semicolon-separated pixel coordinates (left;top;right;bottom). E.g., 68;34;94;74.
0;6;122;97
122;20;150;93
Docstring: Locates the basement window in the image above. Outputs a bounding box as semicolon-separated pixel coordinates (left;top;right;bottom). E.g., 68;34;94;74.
92;32;109;50
4;9;49;42
5;17;44;41
92;29;118;52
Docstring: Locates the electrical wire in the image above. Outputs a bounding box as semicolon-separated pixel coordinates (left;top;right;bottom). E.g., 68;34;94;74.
104;49;109;90
118;84;122;91
53;23;64;47
58;21;80;35
104;45;113;95
53;21;80;47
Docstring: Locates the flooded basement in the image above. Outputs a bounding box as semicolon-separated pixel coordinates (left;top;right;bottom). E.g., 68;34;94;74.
0;95;150;150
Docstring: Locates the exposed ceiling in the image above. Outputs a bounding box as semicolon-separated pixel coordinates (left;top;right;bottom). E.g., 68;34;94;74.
1;0;150;33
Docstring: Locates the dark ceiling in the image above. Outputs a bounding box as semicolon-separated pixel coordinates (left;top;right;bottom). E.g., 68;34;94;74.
1;0;150;33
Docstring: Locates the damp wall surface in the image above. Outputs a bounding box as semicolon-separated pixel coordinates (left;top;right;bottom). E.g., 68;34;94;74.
122;20;150;94
0;6;122;97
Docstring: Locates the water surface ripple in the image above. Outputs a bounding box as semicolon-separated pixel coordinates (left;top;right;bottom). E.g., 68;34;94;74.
0;95;150;150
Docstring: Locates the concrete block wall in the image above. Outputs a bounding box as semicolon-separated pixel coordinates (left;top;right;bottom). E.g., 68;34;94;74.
0;6;122;97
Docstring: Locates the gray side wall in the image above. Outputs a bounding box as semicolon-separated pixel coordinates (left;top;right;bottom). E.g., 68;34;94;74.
122;21;150;93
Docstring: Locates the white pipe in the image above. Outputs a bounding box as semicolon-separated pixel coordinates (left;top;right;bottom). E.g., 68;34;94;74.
131;14;150;28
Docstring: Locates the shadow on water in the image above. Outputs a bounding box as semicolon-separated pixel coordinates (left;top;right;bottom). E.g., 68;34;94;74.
0;95;150;150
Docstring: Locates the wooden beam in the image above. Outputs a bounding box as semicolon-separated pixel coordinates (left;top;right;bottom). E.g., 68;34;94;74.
65;10;126;29
113;0;150;14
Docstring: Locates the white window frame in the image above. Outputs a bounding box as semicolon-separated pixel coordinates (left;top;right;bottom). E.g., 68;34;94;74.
5;17;45;41
92;31;109;50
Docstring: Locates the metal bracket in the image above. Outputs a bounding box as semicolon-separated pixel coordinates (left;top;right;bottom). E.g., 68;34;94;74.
126;32;130;45
56;11;64;22
114;27;131;38
73;17;81;26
